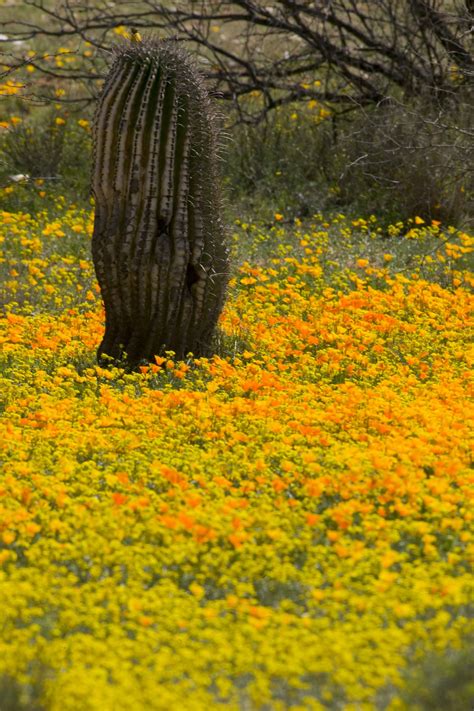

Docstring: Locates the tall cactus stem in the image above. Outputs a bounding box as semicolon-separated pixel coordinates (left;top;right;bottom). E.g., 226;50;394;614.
91;39;228;366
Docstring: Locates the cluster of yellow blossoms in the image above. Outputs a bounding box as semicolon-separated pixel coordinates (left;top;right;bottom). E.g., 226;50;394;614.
0;203;473;710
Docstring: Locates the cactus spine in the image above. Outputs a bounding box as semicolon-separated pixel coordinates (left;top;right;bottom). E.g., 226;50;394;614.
92;39;228;366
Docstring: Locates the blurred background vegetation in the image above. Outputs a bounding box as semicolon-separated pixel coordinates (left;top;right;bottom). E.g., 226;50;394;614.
0;0;472;226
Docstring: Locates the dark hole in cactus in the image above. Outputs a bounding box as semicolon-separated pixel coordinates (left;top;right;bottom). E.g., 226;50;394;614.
186;263;200;291
91;39;229;367
157;216;169;234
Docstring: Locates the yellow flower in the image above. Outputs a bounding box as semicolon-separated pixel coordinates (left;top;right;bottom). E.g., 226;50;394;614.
130;28;142;43
113;25;129;37
0;202;473;710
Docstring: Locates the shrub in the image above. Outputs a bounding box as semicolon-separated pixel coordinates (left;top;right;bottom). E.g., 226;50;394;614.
401;643;474;710
0;675;44;711
336;92;474;226
0;109;66;179
223;101;336;217
0;108;92;210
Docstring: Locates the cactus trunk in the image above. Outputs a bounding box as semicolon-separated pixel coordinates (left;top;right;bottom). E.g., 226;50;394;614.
91;39;228;366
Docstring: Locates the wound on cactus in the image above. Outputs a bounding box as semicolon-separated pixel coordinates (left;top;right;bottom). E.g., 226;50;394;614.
91;39;228;366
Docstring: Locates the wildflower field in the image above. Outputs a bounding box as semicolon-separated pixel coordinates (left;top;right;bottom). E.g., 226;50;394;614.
0;200;473;710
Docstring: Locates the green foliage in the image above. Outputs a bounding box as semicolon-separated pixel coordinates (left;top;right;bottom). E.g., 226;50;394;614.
223;101;337;218
336;93;474;227
0;675;44;711
3;87;471;231
223;92;473;228
0;109;65;179
401;644;474;710
0;108;92;212
56;117;92;200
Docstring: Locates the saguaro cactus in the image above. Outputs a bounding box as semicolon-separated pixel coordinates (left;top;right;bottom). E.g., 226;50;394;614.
91;39;228;366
